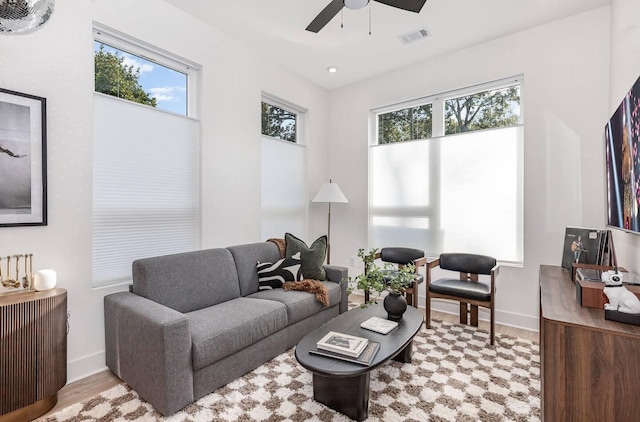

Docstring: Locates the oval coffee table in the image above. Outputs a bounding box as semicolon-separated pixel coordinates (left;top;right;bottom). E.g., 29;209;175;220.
295;304;423;421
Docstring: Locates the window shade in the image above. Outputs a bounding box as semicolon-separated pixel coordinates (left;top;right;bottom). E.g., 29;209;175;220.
370;126;523;264
92;94;200;286
261;136;306;241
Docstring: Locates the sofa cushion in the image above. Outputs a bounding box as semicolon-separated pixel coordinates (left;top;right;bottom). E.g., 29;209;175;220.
227;242;282;296
247;281;341;325
132;248;240;313
257;253;303;290
284;233;327;280
187;297;288;371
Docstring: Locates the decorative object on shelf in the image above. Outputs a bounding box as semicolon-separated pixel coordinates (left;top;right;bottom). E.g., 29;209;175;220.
0;253;34;292
603;272;640;314
0;0;55;35
33;268;56;291
311;179;348;264
0;88;47;226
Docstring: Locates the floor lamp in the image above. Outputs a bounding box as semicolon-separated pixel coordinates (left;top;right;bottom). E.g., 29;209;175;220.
312;179;348;265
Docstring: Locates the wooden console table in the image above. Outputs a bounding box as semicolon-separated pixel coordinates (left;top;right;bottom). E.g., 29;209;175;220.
0;288;67;421
539;266;640;421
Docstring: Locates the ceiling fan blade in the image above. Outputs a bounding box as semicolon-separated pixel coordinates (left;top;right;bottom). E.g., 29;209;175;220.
374;0;427;13
306;0;345;33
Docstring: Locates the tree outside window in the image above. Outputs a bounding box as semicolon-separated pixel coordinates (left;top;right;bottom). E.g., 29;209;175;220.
94;42;188;116
445;85;520;135
261;102;297;142
378;104;432;144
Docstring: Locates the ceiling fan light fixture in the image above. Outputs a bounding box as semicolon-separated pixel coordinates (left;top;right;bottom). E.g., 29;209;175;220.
0;0;54;35
344;0;370;10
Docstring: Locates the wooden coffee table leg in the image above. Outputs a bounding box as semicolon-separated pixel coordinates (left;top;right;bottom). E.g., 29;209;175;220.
312;372;370;421
393;340;414;363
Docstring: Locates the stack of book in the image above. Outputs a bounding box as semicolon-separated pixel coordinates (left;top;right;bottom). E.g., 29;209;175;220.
310;331;379;365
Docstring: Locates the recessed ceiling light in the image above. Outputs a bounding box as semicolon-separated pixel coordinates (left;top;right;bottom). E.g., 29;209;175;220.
327;66;338;73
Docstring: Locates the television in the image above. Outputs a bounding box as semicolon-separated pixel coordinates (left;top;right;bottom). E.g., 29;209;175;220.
605;74;640;235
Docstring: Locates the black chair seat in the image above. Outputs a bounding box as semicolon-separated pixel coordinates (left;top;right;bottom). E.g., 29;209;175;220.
381;270;424;284
429;278;491;301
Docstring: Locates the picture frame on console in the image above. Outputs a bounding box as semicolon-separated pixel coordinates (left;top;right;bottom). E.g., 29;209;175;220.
0;88;47;227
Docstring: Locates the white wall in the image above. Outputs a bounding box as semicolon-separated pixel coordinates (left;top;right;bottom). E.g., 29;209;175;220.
0;0;330;382
0;1;622;383
609;0;640;274
327;7;612;330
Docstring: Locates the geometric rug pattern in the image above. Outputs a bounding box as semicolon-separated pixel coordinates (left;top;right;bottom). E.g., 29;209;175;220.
43;319;540;422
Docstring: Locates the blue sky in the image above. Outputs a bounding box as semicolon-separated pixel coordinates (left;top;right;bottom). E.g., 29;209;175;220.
94;41;187;115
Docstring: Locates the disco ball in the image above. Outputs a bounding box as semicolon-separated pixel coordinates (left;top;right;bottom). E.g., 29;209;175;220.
0;0;54;35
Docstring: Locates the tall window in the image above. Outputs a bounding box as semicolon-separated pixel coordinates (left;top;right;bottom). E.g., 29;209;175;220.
92;25;201;286
370;77;524;264
261;94;307;240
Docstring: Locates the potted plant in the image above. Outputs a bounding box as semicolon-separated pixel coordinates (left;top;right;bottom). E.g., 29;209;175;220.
347;248;416;320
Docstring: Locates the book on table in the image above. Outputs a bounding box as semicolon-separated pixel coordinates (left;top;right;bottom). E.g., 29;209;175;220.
360;316;398;334
309;341;380;366
316;331;369;357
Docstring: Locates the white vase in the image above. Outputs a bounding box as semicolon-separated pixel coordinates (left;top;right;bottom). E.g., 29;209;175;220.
34;269;57;291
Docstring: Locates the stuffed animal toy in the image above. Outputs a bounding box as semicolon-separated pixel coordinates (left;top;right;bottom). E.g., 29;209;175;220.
603;273;640;314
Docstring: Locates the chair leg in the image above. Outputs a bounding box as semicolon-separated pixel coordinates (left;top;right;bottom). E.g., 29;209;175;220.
411;281;418;307
459;302;468;324
470;305;479;327
490;306;495;346
426;291;431;329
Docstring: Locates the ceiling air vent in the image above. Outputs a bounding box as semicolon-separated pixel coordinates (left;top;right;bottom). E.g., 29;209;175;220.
399;28;429;45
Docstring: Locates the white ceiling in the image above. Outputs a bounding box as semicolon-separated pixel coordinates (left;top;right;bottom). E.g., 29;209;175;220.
164;0;611;90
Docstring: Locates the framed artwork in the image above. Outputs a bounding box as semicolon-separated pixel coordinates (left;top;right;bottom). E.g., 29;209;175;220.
0;88;47;227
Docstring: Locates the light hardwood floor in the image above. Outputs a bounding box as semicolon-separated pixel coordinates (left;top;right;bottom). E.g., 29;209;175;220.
38;299;538;419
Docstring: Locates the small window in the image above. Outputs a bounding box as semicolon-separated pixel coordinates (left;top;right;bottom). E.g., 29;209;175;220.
261;101;297;143
94;41;188;116
445;85;520;135
378;104;432;144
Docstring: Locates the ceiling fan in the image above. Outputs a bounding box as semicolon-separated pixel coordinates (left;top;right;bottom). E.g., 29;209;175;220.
306;0;427;33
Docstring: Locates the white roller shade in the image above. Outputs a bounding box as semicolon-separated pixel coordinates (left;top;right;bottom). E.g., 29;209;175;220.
92;94;200;286
261;136;307;241
370;126;523;264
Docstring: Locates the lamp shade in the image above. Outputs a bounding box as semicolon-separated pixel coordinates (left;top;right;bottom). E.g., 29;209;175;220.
312;182;348;203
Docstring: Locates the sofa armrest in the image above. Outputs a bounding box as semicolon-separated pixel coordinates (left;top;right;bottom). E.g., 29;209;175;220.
324;264;349;313
104;292;193;416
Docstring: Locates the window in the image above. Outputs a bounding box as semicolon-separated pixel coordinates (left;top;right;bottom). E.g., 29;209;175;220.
261;94;307;240
93;37;191;116
378;103;432;144
445;85;520;135
261;101;297;142
370;77;523;264
92;25;201;286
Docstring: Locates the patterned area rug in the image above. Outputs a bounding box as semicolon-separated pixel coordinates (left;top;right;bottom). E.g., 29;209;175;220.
44;319;540;422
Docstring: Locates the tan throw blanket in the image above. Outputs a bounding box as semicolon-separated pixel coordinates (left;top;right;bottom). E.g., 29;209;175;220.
282;279;329;307
267;238;286;258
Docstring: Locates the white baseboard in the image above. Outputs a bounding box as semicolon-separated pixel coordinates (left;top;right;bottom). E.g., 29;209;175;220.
426;298;539;333
352;291;539;333
67;351;108;384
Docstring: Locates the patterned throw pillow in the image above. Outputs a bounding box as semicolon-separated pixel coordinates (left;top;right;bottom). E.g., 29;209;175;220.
284;233;327;280
257;252;303;290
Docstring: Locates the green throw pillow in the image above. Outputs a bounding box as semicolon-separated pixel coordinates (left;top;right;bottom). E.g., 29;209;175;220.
284;233;327;280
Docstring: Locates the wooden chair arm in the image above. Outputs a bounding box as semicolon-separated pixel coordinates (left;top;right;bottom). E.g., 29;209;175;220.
413;256;427;268
427;258;440;269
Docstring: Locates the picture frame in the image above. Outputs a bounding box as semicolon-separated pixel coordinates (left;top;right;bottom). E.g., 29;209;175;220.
0;88;47;227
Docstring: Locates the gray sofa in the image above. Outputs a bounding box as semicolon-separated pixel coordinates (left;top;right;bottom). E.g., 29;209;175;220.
104;241;348;416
